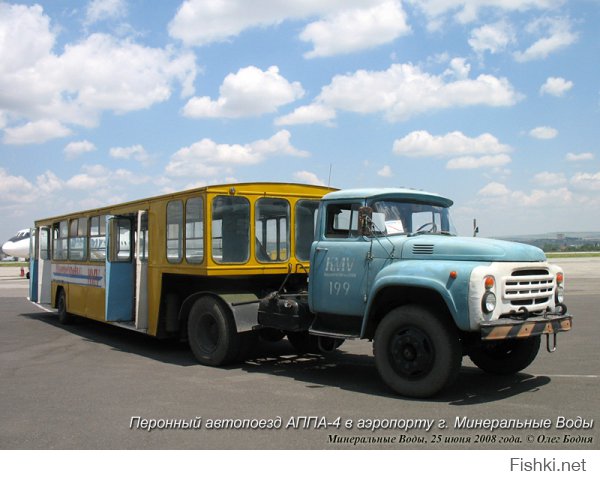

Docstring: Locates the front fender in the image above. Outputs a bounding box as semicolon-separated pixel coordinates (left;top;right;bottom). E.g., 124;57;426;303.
361;260;483;336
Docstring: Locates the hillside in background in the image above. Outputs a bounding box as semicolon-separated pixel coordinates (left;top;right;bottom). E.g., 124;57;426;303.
495;232;600;252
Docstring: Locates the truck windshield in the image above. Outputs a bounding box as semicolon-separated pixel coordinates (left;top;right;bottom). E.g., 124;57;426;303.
368;199;457;236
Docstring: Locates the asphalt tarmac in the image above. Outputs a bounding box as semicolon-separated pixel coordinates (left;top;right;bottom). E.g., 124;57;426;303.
0;259;598;449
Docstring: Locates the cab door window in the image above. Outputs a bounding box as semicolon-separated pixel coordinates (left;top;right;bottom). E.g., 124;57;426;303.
324;203;361;239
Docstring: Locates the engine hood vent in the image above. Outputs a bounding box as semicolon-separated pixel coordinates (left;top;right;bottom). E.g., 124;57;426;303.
412;244;434;255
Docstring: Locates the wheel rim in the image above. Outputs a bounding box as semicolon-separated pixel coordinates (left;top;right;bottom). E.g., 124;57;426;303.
196;314;219;353
388;327;435;379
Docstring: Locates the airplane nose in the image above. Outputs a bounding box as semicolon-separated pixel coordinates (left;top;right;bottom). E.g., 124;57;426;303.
2;241;16;256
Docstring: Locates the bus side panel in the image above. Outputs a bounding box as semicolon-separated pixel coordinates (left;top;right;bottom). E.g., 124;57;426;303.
146;266;161;336
85;287;106;322
68;284;88;317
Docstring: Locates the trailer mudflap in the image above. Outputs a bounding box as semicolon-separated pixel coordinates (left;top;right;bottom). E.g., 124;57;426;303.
480;314;572;341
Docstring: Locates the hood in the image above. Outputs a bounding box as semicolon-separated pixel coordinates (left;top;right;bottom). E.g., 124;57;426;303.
400;236;546;262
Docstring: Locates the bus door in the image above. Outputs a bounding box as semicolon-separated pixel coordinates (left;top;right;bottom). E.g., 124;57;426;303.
37;226;52;304
29;228;37;302
135;211;148;331
105;215;135;322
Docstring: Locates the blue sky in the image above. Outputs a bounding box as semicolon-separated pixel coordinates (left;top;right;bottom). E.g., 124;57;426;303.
1;0;599;242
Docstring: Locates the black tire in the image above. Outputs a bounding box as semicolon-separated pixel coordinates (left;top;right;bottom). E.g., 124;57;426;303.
57;289;73;325
187;297;240;366
468;336;540;375
373;305;461;398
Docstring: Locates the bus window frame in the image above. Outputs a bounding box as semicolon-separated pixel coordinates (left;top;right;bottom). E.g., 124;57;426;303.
185;196;204;265
166;200;184;264
255;197;290;264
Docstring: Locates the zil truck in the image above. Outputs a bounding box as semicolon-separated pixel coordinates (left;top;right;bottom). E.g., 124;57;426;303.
256;187;572;397
30;183;572;398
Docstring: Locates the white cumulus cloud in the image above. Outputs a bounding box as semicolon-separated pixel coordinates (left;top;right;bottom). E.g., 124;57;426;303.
529;126;558;139
514;17;578;62
183;66;304;119
566;152;594;162
284;60;520;124
85;0;127;25
468;21;516;54
109;144;151;164
166;130;308;178
293;170;326;186
533;171;567;186
3;120;72;145
300;1;410;58
540;76;573;96
0;4;197;143
393;130;512;157
64;140;97;159
393;130;513;170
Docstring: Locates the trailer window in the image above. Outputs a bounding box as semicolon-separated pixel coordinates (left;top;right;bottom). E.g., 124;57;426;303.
295;200;319;261
53;221;68;260
167;201;183;263
89;215;106;261
255;198;289;262
39;228;50;260
212;196;250;264
69;217;88;261
186;197;204;264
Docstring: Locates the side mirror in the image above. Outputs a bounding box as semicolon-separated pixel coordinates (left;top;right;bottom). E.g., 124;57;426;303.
358;206;373;236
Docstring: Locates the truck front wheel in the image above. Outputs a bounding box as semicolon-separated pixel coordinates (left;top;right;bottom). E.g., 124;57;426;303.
373;305;461;398
468;337;540;375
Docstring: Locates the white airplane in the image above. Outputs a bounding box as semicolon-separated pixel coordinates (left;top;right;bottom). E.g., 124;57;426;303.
1;229;31;259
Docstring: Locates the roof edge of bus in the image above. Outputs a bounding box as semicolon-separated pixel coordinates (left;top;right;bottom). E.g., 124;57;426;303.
33;181;338;224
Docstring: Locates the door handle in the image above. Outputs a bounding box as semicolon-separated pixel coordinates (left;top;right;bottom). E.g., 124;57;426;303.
315;247;328;252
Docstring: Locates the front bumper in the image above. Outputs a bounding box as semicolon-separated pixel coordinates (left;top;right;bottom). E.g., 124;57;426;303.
480;314;572;341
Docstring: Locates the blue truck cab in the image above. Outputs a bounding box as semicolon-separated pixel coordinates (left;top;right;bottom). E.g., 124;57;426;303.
301;187;572;397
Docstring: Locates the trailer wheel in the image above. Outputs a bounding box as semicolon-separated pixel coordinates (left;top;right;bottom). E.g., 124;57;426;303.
373;305;461;398
187;297;240;366
57;289;73;325
468;337;540;375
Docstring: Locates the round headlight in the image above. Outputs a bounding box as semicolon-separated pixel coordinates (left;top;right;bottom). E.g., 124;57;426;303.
555;285;565;304
482;291;497;314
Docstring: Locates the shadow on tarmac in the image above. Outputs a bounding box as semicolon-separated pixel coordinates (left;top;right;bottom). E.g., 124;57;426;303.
21;310;552;404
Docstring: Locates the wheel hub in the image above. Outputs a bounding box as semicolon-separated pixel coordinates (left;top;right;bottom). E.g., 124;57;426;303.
390;328;434;378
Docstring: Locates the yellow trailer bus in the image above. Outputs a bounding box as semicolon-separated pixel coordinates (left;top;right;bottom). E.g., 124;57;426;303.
28;182;335;365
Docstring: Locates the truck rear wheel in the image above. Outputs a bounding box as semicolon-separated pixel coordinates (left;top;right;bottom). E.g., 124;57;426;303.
187;297;240;366
373;305;461;398
468;337;540;375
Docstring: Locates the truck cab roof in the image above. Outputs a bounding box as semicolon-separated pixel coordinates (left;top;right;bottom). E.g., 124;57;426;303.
322;187;453;207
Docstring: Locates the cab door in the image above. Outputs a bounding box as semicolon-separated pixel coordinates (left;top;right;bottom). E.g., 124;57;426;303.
309;201;370;317
105;215;135;322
